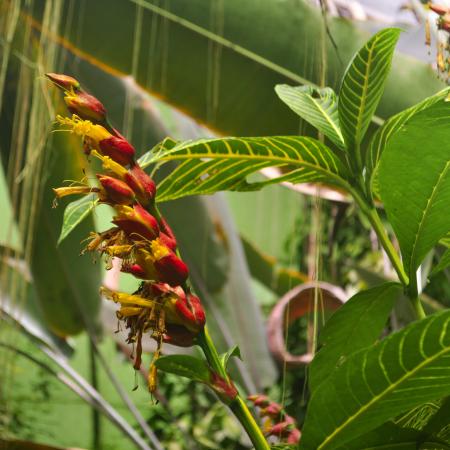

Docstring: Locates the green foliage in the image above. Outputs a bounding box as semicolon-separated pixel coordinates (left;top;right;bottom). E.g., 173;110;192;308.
338;28;401;162
378;101;450;281
275;84;345;150
300;310;450;450
309;282;402;391
154;355;211;384
144;136;350;202
57;194;97;245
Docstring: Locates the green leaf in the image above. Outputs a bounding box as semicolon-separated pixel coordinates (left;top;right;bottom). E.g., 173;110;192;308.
339;422;425;450
430;249;450;277
57;194;98;245
220;345;241;369
300;310;450;450
144;136;350;202
310;282;402;392
154;355;210;383
378;101;450;278
366;88;450;191
339;28;401;158
28;1;445;137
275;84;345;149
422;397;450;437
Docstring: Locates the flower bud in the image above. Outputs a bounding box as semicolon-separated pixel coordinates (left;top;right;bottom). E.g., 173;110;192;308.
124;163;156;204
113;204;160;241
97;174;135;205
120;263;150;279
261;402;283;418
99;136;135;166
64;91;106;123
46;73;80;91
248;394;270;408
287;428;301;444
53;186;97;199
150;239;189;286
159;218;177;250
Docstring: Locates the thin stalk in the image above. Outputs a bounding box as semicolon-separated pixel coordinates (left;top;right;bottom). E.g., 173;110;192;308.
89;341;101;450
350;188;408;286
350;187;428;319
197;326;270;450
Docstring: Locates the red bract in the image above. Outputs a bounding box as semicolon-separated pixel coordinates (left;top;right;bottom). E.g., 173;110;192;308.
97;175;135;205
113;204;159;241
65;91;106;123
154;252;189;287
99;136;135;166
163;324;197;347
124;163;156;204
46;73;80;91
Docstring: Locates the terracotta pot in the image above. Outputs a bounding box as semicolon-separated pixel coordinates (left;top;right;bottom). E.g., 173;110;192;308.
267;282;346;367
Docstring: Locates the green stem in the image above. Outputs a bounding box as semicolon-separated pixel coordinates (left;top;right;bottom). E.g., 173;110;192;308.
197;327;270;450
350;187;428;319
351;188;408;286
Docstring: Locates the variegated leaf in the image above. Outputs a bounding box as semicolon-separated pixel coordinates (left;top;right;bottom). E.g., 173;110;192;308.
141;136;351;202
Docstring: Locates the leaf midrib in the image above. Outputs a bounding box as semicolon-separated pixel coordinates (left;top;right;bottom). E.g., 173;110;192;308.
308;95;345;146
318;316;450;449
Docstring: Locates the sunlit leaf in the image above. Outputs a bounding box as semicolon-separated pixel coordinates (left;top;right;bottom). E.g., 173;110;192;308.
339;28;401;162
275;84;345;150
143;136;351;202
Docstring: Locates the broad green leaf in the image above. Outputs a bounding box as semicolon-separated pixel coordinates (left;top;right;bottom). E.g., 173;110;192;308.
57;194;98;245
300;310;450;450
25;1;445;137
430;249;450;277
310;282;402;392
378;101;450;278
339;28;401;158
366;88;450;191
339;422;425;450
143;136;350;202
220;345;241;369
154;355;210;383
275;84;345;149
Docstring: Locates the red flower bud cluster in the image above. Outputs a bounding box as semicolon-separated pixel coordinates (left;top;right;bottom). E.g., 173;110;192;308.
48;73;206;392
248;395;301;445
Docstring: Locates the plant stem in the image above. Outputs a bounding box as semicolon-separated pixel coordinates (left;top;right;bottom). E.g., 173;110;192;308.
197;326;270;450
350;188;408;286
350;187;428;319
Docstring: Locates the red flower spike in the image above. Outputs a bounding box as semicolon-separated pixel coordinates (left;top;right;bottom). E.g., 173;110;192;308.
113;204;160;241
120;263;149;279
97;175;135;205
124;164;156;204
159;218;177;249
64;91;106;123
46;73;80;91
155;252;189;287
262;402;283;418
99;136;135;166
